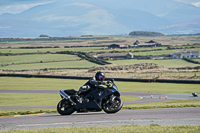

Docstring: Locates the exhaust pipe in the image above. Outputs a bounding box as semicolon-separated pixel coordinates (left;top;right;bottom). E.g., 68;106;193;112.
59;90;69;99
59;90;76;105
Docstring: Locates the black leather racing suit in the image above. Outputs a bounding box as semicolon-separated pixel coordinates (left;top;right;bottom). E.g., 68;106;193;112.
84;77;103;88
79;77;104;94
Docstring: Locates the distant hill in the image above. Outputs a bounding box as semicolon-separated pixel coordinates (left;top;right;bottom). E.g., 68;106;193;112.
0;0;200;37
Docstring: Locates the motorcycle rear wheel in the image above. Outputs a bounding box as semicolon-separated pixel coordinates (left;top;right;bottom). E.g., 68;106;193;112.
57;99;75;115
102;96;123;114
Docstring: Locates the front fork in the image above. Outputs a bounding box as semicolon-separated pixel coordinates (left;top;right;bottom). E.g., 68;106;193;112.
110;95;116;103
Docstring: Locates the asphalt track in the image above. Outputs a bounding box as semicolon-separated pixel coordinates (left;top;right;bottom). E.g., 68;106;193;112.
0;89;200;130
0;108;200;130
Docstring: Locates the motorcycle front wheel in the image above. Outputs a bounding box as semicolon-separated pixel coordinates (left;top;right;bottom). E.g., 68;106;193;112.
102;96;123;114
57;99;75;115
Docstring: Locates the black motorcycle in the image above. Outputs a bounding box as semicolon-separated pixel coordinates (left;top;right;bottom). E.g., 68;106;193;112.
57;79;123;115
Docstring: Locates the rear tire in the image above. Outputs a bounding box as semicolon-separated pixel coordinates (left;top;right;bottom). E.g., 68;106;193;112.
57;99;75;115
102;96;123;114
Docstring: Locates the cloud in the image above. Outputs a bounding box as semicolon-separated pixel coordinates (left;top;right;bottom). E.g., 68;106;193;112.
175;0;200;7
192;2;200;7
0;26;10;29
63;2;94;8
0;1;55;15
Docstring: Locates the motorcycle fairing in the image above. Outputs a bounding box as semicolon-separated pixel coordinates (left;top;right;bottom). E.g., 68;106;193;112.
74;87;120;111
64;89;77;95
75;99;101;111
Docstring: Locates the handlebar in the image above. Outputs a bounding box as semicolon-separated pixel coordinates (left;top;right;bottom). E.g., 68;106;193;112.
106;79;114;87
101;79;115;87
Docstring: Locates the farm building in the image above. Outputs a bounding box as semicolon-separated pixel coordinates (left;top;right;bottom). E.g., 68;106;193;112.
170;50;199;59
97;53;133;60
108;44;128;49
133;40;162;47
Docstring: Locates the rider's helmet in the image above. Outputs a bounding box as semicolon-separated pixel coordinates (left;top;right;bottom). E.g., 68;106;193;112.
95;71;105;81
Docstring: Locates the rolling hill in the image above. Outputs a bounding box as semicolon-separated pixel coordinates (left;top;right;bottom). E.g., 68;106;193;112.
0;0;200;37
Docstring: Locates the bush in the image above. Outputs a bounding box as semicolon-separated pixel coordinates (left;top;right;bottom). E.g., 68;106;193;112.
129;31;164;36
39;34;49;37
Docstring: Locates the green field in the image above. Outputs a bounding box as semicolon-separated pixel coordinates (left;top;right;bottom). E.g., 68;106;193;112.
1;35;200;80
0;54;199;70
110;59;199;68
0;47;106;54
1;46;200;56
0;60;99;70
0;54;80;64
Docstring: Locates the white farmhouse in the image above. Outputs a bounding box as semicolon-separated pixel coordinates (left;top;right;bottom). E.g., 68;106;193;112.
171;50;199;59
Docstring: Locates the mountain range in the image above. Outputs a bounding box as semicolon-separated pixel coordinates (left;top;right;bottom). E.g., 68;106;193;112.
0;0;200;37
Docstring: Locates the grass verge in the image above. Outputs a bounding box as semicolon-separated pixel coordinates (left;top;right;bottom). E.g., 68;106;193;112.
0;96;139;117
0;125;200;133
1;77;200;94
1;99;199;117
0;93;60;107
123;99;200;110
0;109;56;117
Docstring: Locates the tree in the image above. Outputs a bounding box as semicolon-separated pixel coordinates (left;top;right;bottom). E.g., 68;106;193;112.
129;31;164;36
39;34;49;37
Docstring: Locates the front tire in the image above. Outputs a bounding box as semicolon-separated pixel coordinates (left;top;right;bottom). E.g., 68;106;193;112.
102;96;123;114
57;99;75;115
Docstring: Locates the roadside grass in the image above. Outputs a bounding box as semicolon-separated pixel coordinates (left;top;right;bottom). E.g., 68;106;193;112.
0;77;199;94
0;93;138;116
1;99;199;117
0;125;200;133
0;93;137;107
0;93;60;107
0;77;199;116
121;96;140;102
123;99;200;110
0;77;87;90
0;109;56;117
116;81;200;94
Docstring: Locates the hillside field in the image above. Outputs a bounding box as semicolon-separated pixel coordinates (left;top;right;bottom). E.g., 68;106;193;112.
0;35;200;80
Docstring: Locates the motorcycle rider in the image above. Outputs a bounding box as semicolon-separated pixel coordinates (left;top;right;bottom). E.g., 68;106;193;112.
78;71;106;95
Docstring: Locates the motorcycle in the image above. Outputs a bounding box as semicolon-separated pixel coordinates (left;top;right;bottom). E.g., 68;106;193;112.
57;79;123;115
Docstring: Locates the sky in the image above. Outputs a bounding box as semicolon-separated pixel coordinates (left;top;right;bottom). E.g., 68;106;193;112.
0;0;200;15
